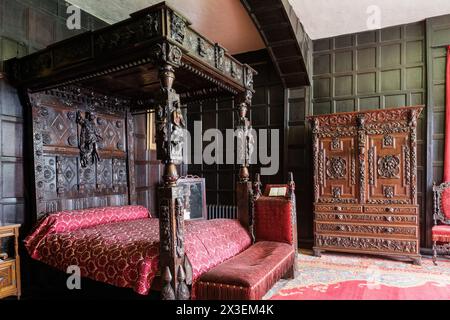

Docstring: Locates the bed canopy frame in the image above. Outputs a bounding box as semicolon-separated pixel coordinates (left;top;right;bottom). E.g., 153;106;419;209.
4;2;257;300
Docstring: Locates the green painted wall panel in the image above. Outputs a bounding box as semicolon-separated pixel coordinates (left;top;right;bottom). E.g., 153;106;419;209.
335;51;353;72
357;31;377;45
406;41;424;63
335;99;355;112
357;73;376;94
359;96;380;110
335;75;352;96
406;67;423;89
357;47;376;70
385;94;406;108
381;44;402;67
381;26;402;41
381;69;401;91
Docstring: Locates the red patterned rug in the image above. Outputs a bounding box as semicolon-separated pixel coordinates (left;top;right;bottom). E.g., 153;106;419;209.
265;252;450;300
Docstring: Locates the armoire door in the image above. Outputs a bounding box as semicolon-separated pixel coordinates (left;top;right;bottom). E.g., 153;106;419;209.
318;135;358;203
366;132;412;204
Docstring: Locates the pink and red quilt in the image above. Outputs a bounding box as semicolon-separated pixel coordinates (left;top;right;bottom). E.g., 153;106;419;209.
25;205;251;295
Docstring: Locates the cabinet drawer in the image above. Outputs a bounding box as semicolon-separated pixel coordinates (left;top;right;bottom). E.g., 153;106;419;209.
315;234;419;254
0;262;14;291
315;222;418;238
315;212;417;224
314;204;363;213
364;205;418;215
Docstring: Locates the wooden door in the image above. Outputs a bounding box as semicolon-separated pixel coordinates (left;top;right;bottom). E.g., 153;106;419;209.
366;132;412;204
318;135;358;203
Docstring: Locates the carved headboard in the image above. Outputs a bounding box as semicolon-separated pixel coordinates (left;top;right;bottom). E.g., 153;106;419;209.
28;87;136;220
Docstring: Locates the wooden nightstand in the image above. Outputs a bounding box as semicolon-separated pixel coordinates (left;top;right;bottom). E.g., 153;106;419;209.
0;223;21;300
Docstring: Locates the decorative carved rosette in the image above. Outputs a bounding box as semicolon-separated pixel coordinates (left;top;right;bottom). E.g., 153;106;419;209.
377;155;400;179
326;157;347;180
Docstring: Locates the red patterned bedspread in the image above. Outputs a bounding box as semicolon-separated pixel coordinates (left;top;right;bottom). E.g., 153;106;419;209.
25;206;251;295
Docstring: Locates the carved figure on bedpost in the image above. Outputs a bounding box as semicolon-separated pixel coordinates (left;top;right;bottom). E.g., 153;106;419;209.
236;65;256;233
153;41;189;300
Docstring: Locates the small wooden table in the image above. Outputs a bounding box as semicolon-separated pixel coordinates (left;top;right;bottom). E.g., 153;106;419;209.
0;223;21;299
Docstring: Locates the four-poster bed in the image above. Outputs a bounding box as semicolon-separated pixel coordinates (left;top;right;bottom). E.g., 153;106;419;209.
4;2;297;300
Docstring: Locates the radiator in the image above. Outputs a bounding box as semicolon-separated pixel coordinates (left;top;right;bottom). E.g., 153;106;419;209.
207;204;238;220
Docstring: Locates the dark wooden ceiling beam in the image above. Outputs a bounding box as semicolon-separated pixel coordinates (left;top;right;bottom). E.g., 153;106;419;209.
241;0;312;87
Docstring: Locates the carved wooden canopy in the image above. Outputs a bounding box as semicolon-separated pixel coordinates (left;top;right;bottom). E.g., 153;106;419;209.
3;2;256;105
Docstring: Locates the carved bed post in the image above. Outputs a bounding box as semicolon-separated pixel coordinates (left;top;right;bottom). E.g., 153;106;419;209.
287;172;299;277
236;66;255;232
250;173;262;242
154;42;189;300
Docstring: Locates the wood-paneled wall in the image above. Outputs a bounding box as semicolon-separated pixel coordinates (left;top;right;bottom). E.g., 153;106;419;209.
426;15;450;248
285;87;312;246
0;0;106;226
0;76;24;225
133;113;164;216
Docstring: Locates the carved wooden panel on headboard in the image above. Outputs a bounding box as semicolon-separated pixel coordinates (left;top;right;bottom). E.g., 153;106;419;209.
28;87;136;219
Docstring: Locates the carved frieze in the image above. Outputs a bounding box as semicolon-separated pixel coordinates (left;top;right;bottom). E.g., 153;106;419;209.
197;37;207;57
318;198;357;204
316;235;418;254
215;45;225;71
95;12;160;54
171;12;186;44
316;223;417;236
315;213;417;224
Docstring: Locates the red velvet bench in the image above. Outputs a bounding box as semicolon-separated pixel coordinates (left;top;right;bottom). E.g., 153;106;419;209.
195;181;298;300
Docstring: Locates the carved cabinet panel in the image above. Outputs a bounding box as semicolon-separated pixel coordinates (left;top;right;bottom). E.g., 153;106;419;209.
308;106;423;263
318;136;358;204
367;133;411;204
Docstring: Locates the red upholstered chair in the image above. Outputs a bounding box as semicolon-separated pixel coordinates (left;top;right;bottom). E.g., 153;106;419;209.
194;173;298;300
252;177;298;275
432;182;450;264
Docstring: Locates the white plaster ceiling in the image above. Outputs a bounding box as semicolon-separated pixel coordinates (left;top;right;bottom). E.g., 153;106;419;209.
67;0;265;54
68;0;450;46
289;0;450;39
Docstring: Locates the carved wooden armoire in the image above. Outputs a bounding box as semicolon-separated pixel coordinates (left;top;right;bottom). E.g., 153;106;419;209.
308;106;423;264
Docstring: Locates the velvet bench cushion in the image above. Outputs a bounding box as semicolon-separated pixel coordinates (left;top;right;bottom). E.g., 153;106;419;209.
194;241;295;300
432;225;450;243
